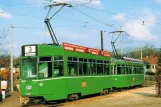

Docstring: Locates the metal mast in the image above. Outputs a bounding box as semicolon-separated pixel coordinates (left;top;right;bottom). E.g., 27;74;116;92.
10;24;14;92
100;30;103;50
44;3;72;45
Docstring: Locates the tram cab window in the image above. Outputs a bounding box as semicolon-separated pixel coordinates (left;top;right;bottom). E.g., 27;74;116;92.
38;57;52;79
54;56;64;77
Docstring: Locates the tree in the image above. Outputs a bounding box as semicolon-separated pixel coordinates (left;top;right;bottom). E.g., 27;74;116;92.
142;43;155;57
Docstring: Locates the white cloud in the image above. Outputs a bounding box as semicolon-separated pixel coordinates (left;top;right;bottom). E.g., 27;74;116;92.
0;9;12;19
123;21;156;40
113;8;158;41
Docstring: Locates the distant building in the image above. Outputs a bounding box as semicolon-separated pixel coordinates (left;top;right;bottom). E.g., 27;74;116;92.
143;56;158;74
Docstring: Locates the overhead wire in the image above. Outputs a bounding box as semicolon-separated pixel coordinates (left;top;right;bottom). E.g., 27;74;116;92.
0;11;89;24
44;23;48;43
0;3;47;7
11;25;101;29
1;1;160;26
0;27;10;45
81;5;161;25
71;7;119;30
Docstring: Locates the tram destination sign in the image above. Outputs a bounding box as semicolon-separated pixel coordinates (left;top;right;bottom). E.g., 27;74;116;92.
24;46;36;56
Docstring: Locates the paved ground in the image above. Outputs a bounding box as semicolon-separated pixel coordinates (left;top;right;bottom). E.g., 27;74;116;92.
0;85;161;107
0;91;21;107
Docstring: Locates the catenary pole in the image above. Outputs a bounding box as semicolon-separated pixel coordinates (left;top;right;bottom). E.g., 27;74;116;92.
10;24;13;92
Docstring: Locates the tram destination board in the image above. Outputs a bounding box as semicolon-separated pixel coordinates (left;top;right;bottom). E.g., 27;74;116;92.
22;45;37;56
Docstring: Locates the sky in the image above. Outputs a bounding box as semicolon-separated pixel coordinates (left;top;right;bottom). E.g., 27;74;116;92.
0;0;161;56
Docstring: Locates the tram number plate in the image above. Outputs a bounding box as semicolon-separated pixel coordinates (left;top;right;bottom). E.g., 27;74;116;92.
25;46;36;56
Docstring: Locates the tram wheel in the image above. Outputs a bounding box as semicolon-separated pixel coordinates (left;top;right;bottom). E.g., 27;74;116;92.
103;89;109;95
67;94;79;101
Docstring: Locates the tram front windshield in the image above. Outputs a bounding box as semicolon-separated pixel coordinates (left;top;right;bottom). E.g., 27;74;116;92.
21;58;37;79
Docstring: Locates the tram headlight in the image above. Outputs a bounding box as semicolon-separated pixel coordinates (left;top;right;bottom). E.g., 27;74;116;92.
26;85;32;90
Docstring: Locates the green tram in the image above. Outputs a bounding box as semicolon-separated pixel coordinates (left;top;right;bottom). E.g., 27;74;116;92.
19;42;144;105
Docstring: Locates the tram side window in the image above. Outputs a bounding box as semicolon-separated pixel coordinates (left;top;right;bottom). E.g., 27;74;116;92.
79;63;83;75
97;60;103;75
54;56;64;77
91;60;96;75
104;61;110;75
68;62;78;76
126;66;129;74
83;63;88;75
133;66;136;74
136;68;139;74
113;65;117;74
136;67;139;74
68;57;78;76
38;57;52;78
97;64;103;75
129;66;132;74
138;67;142;74
141;67;144;74
121;65;126;74
117;65;121;74
88;59;92;75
